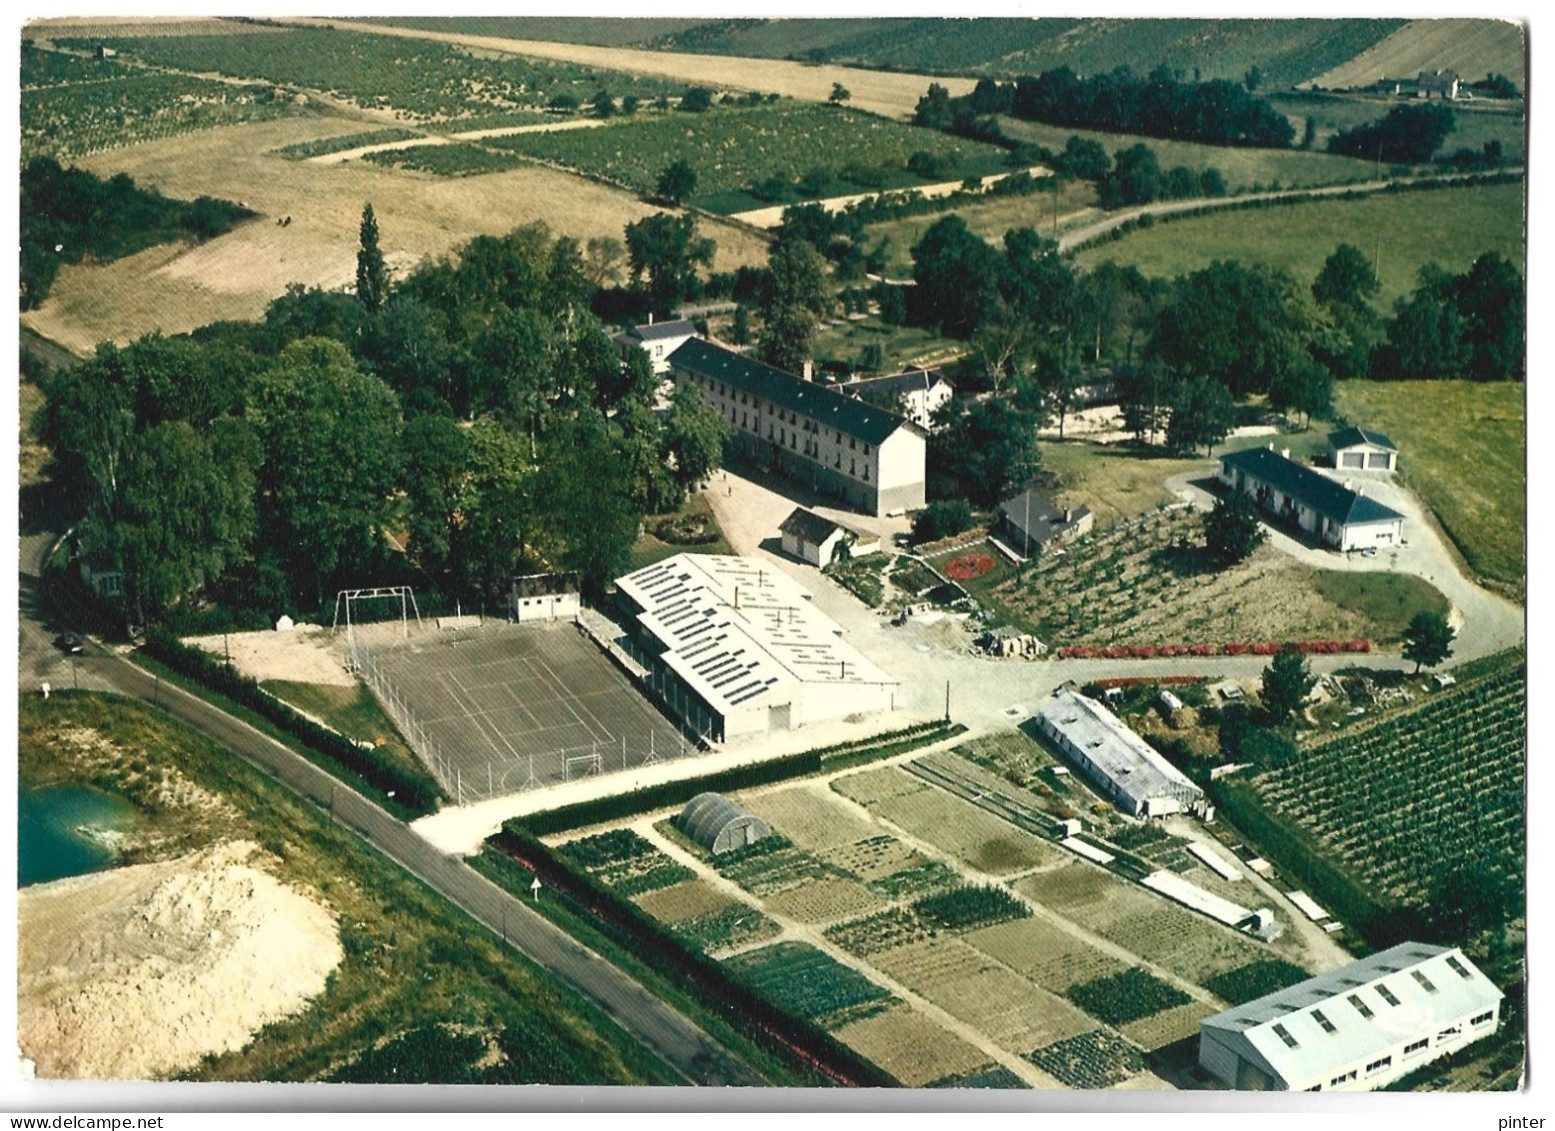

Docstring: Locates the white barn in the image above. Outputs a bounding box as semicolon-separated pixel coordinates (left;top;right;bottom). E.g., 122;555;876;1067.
1219;444;1405;552
1033;688;1204;817
1200;942;1503;1092
1328;426;1399;473
616;553;898;742
778;507;879;568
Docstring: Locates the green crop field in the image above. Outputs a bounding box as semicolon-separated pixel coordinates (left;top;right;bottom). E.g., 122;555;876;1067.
725;941;895;1027
21;64;301;160
56;28;680;122
1247;654;1524;907
486;102;1014;212
18;692;676;1085
1075;181;1525;308
1333;379;1525;593
998;116;1381;194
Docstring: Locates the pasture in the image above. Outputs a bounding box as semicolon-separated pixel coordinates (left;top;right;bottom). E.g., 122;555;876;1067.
21;116;769;353
487;102;1014;213
351;619;693;803
1332;380;1526;594
1074;181;1525;307
1305;18;1526;92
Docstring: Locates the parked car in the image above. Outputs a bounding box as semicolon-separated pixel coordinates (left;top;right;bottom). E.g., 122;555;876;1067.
53;632;84;654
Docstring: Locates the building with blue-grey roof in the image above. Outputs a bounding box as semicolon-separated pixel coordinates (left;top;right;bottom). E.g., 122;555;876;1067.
1218;444;1404;552
1328;426;1399;472
667;338;926;516
1199;942;1503;1091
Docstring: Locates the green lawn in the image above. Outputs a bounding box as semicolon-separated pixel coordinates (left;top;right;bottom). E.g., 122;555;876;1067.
259;678;427;788
628;490;734;571
18;692;678;1085
810;316;968;376
487;102;1014;212
998;116;1381;194
1075;181;1524;307
1333;379;1525;595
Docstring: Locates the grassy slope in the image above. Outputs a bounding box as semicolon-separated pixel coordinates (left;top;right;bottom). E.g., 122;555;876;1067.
1075;181;1524;307
998;117;1379;194
1333;380;1525;593
1267;93;1526;161
259;679;427;787
18;693;679;1085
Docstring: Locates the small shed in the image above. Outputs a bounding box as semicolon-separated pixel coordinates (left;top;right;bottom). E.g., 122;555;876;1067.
779;506;878;567
1329;427;1398;472
675;792;772;855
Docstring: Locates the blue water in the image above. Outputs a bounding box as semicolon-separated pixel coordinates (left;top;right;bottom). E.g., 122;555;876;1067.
18;784;135;888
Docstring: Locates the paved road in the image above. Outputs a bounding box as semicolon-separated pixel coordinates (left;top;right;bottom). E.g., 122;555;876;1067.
18;538;763;1088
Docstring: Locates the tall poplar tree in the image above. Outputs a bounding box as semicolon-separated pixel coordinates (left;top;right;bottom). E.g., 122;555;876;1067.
356;203;388;313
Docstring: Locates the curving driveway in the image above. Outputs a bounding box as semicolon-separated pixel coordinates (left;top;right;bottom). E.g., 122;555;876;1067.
1166;464;1524;663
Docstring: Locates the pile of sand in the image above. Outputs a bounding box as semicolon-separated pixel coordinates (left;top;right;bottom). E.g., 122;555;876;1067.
18;841;342;1080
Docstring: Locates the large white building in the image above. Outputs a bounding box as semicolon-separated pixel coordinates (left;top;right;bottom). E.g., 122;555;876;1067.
616;553;899;742
1033;688;1205;817
1199;943;1503;1092
842;368;955;431
668;338;927;517
1218;444;1405;552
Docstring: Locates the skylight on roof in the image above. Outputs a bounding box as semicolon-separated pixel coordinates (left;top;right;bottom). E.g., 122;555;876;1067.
1348;994;1374;1019
1446;956;1473;980
1312;1009;1337;1034
1272;1023;1299;1049
1376;983;1400;1007
1412;970;1438;994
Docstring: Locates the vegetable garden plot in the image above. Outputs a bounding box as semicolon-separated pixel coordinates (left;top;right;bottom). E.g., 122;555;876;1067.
1250;665;1526;904
764;875;886;924
557;828;694;896
1204;959;1312;1005
1118;1000;1219;1053
830;765;926;808
1026;1029;1147;1090
826;909;933;958
737;783;878;852
633;878;734;923
834;1004;991;1089
964;918;1130;994
712;838;854;899
725;941;895;1028
668;903;782;955
865;783;1061;875
1067;968;1191;1026
926;1064;1027;1089
823;834;926;881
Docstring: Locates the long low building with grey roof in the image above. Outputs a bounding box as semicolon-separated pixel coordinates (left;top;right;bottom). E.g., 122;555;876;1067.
668;338;926;516
616;553;899;742
1199;942;1503;1092
1034;688;1205;818
1219;443;1404;552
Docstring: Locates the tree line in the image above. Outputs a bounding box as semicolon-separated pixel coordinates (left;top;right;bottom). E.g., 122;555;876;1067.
916;65;1295;150
40;211;731;627
21;156;255;310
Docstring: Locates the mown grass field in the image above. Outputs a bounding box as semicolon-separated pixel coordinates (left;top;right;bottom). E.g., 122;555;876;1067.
18;692;678;1085
488;102;1014;212
1075;181;1524;307
1333;380;1525;594
997;116;1380;194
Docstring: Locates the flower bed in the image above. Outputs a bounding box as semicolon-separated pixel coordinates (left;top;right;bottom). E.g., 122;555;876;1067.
1056;639;1370;660
944;553;996;581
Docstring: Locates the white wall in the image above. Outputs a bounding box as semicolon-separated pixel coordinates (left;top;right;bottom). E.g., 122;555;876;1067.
1338;519;1403;551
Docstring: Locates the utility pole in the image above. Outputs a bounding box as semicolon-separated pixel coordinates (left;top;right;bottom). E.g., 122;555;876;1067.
944;680;951;722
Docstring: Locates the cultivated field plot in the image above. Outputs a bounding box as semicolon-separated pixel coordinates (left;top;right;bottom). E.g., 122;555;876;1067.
736;782;878;852
724;941;896;1029
965;917;1130;994
1248;655;1525;904
870;937;1096;1054
834;767;1063;875
1014;862;1280;986
487;102;1014;213
833;1004;992;1089
708;836;887;925
352;620;692;802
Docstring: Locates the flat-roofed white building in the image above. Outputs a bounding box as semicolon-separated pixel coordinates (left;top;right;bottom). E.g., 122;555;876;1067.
616;553;898;742
1199;942;1503;1092
1033;687;1204;817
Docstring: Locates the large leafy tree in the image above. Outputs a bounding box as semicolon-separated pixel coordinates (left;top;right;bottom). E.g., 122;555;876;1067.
1203;491;1266;566
535;411;639;600
399;414;470;581
625;212;715;317
1455;252;1525;381
758;236;831;373
356;203;389;313
660;382;729;501
911;214;1001;339
1148;261;1315;398
655;158;697;206
246;337;403;606
1260;645;1316;726
1327;102;1455;164
929;398;1040;508
448;418;540;597
1310;243;1383;380
1164;374;1234;454
1402;610;1456;673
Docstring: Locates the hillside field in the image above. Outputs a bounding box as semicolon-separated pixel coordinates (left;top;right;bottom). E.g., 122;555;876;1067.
1306;18;1526;92
1332;380;1525;595
1074;181;1524;307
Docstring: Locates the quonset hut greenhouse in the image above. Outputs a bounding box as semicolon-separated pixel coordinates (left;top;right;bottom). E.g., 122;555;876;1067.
675;792;771;855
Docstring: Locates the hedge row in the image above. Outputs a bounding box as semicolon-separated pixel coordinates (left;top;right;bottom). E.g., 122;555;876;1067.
141;626;444;817
1056;639;1369;659
1087;674;1208;690
519;720;963;837
491;822;898;1088
1209;778;1408;949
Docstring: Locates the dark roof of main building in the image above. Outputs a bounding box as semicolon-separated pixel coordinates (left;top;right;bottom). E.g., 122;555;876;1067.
1221;446;1404;526
668;338;918;446
621;319;696;342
